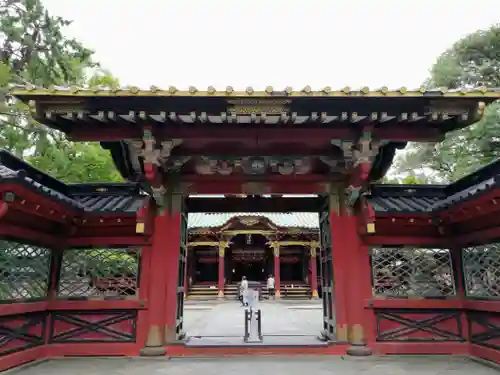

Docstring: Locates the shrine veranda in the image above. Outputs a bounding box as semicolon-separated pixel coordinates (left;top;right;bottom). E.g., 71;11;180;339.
0;86;500;368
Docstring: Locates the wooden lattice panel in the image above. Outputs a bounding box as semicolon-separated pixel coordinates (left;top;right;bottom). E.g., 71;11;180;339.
375;309;465;342
58;248;140;299
49;310;137;343
371;247;456;298
462;244;500;299
468;311;500;351
0;240;51;302
0;312;46;355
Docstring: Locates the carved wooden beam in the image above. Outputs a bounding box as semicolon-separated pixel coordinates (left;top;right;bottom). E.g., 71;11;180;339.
267;240;281;257
309;240;320;257
218;239;232;257
344;125;387;206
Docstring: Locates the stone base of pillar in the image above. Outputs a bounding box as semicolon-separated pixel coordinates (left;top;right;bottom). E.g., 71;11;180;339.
164;325;176;344
140;346;166;356
346;344;373;356
141;326;165;356
311;290;319;299
275;290;281;299
217;290;224;299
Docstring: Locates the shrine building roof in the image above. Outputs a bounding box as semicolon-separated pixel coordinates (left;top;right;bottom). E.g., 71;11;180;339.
369;157;500;213
187;212;319;229
0;149;145;214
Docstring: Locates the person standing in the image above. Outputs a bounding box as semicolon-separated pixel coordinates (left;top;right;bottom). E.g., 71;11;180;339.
267;275;275;300
240;276;249;306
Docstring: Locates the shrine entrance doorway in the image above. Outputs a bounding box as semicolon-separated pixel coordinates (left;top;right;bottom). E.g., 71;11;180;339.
183;195;339;344
226;234;272;283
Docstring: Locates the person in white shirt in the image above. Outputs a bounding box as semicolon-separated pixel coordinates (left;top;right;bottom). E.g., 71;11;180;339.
240;276;249;306
267;275;275;300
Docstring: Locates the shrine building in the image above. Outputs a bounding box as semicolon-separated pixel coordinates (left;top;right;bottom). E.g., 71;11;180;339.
0;86;500;368
186;212;320;299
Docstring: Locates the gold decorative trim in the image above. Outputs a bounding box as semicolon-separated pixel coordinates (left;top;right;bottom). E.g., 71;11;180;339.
12;86;499;98
188;241;219;247
349;323;365;344
267;240;280;257
239;217;260;226
336;324;348;341
279;241;311;247
136;222;145;234
218;240;231;257
222;230;274;236
309;240;320;257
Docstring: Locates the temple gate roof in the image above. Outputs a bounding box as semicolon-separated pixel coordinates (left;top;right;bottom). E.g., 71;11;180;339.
10;85;499;197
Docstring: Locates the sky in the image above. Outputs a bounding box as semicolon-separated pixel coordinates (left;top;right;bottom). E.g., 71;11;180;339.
38;0;500;185
42;0;500;90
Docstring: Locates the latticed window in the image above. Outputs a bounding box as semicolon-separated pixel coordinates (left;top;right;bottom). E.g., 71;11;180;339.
58;248;141;299
371;247;456;297
462;243;500;299
0;240;51;301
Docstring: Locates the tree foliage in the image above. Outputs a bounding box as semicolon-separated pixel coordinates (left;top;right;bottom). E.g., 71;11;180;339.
382;174;428;185
393;24;500;182
0;0;122;183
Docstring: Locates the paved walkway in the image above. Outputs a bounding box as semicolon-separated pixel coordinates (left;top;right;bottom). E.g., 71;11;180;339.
183;300;324;338
12;356;498;375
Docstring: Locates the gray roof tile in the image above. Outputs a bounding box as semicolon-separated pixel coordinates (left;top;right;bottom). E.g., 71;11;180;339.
73;194;146;213
188;212;319;229
0;149;144;215
3;147;500;217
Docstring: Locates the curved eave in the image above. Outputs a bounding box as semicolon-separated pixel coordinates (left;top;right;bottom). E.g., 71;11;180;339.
101;141;142;182
369;142;407;181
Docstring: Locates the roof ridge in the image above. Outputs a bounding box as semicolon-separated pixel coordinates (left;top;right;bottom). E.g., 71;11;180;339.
0;149;68;194
446;158;500;194
11;85;500;98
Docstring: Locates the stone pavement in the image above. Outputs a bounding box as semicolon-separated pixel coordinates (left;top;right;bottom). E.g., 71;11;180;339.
183;300;324;338
10;356;499;375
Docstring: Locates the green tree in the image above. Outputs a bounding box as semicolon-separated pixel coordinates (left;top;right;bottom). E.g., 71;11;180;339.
382;175;428;185
0;0;122;183
393;24;500;182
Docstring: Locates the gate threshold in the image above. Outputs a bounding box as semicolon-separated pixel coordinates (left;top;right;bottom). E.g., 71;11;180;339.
167;340;348;356
186;335;328;347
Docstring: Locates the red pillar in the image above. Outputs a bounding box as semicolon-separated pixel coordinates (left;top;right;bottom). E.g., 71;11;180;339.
218;244;225;298
140;211;170;356
309;242;319;298
330;207;349;342
163;204;183;344
343;212;374;356
273;244;281;298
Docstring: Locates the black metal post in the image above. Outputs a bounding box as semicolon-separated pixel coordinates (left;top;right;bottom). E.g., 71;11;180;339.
257;309;262;340
244;309;249;342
